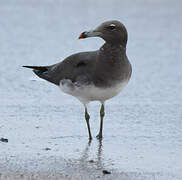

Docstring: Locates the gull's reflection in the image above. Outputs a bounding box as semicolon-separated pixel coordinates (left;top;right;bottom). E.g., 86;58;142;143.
96;139;103;169
77;139;104;170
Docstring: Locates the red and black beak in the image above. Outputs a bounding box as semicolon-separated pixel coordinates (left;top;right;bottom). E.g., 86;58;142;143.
78;30;101;39
78;31;88;39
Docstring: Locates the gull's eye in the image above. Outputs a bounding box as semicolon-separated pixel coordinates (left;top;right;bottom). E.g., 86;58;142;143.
106;24;116;30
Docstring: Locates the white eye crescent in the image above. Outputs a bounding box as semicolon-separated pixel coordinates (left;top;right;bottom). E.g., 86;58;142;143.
110;24;116;27
107;24;116;30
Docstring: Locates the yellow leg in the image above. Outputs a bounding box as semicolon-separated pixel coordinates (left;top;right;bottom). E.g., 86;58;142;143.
96;103;105;139
85;107;92;140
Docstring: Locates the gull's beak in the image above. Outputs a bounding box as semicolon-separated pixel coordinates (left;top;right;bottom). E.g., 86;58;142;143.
78;30;102;39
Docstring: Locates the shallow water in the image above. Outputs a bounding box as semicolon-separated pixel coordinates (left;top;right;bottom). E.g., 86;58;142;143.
0;0;182;179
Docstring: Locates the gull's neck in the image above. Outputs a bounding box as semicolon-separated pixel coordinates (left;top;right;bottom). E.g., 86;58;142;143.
99;43;126;58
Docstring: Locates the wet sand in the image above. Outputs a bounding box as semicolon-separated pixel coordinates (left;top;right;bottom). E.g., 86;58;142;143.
0;141;178;180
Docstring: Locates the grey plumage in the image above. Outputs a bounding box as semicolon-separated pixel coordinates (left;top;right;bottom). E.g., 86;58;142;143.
23;20;132;140
24;51;98;86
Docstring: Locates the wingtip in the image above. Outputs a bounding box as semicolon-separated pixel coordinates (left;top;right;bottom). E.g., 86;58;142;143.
22;65;30;68
23;65;37;69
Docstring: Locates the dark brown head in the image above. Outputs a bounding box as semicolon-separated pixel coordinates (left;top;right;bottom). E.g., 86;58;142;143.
78;20;128;47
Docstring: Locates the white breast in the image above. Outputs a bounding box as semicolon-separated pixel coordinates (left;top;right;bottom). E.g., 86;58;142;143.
59;79;128;104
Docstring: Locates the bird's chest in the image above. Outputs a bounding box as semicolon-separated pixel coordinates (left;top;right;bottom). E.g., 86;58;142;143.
97;47;124;76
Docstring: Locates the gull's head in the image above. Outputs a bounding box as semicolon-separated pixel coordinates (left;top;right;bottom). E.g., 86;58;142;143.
78;20;128;47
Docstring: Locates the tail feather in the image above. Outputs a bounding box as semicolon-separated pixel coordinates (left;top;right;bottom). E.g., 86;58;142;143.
23;65;58;85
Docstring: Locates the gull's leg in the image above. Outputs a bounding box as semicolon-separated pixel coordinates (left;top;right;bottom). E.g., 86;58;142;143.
85;106;92;140
96;103;105;139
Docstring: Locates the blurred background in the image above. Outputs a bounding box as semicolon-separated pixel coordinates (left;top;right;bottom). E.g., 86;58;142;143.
0;0;182;179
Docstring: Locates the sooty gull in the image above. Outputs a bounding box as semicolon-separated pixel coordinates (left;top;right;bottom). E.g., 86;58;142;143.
23;20;132;140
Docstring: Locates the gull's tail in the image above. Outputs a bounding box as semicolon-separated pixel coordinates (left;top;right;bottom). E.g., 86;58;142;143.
23;65;51;82
23;64;60;86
